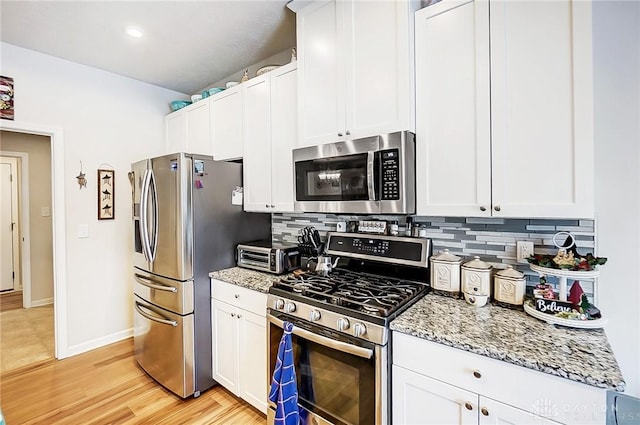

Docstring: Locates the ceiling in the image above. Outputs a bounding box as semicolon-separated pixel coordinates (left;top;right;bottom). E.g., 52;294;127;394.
0;0;297;94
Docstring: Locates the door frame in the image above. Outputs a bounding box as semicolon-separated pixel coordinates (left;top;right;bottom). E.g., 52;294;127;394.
0;154;29;296
0;120;68;359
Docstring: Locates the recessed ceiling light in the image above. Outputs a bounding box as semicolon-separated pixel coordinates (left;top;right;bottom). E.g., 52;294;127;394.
126;27;143;38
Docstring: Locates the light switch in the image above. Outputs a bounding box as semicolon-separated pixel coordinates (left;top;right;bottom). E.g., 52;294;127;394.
78;224;89;238
41;206;50;217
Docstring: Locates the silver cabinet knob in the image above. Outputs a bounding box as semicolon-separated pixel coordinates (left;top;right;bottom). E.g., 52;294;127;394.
237;314;242;319
494;205;501;212
473;370;482;379
353;323;367;337
234;294;239;299
338;132;343;137
481;407;489;416
284;302;296;313
274;299;285;310
265;204;270;208
271;204;275;208
231;313;236;317
346;130;351;136
480;206;487;212
309;310;321;321
337;317;350;331
465;402;473;411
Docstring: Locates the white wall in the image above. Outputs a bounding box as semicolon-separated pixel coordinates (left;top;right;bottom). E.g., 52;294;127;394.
593;1;640;397
0;42;185;354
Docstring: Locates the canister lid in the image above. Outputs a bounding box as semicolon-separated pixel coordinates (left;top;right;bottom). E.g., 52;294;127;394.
495;265;524;279
462;256;492;270
430;249;463;264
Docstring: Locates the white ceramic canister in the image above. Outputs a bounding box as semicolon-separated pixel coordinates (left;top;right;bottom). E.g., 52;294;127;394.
429;249;463;296
461;256;493;307
493;265;526;306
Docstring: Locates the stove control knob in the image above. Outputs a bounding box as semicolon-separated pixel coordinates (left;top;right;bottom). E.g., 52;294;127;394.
284;302;296;313
337;318;350;331
353;323;367;338
309;310;321;322
273;299;285;310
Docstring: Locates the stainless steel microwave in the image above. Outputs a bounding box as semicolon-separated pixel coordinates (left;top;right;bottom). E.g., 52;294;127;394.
293;131;416;214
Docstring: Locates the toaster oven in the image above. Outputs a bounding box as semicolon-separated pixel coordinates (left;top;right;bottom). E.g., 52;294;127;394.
237;241;301;275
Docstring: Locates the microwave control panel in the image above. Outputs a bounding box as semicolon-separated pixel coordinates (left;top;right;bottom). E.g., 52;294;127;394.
380;149;400;200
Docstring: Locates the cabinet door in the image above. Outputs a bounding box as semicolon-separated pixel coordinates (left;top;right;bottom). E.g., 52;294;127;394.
490;0;593;218
165;109;187;154
239;310;267;413
211;299;239;395
186;100;212;155
270;63;297;213
478;397;562;425
415;0;492;217
243;75;273;212
344;0;413;140
393;365;478;425
296;0;343;146
210;87;243;160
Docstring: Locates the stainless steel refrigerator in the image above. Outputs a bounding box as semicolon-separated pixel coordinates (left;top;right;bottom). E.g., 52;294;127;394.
131;153;270;398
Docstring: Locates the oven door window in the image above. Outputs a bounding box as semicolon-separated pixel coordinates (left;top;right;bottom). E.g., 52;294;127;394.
295;154;372;202
269;320;375;425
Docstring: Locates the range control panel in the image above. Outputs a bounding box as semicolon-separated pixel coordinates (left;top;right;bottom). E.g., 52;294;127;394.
326;232;430;267
380;149;400;200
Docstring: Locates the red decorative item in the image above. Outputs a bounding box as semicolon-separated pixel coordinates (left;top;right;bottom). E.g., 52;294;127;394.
568;281;585;308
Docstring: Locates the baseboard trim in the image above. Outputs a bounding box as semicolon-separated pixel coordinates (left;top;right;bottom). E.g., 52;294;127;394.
31;297;53;307
66;328;133;358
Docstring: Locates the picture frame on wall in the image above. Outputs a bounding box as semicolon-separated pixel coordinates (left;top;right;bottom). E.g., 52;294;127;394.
0;76;15;120
98;169;115;220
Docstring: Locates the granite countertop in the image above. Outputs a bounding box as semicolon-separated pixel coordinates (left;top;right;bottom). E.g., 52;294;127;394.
391;294;626;392
209;267;291;293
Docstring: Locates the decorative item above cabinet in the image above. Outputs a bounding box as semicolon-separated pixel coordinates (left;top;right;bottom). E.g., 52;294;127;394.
289;0;420;148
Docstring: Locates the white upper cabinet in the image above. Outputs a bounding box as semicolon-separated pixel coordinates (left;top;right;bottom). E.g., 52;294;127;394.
243;63;297;213
164;100;212;155
415;0;594;219
210;86;243;161
293;0;418;147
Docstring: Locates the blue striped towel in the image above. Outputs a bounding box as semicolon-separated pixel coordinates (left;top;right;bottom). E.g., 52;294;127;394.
269;321;300;425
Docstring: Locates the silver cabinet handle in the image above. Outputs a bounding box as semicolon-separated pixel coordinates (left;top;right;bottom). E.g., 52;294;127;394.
494;205;501;212
234;294;240;299
346;130;350;136
338;132;343;137
481;407;489;416
237;314;242;319
265;204;270;208
473;370;482;379
135;301;177;327
134;273;177;292
480;206;487;212
231;313;236;317
268;315;373;359
271;204;275;208
465;402;473;411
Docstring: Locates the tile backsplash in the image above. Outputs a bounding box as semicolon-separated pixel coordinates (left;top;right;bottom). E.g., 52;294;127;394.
272;213;597;297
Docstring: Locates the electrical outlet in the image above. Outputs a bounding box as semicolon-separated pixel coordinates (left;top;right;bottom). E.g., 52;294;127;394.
516;241;534;262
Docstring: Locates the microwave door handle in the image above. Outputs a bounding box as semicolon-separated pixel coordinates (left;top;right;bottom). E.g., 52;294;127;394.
139;170;152;262
268;314;373;360
367;151;376;201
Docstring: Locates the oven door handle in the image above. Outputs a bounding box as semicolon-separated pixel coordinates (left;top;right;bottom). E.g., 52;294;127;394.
269;314;374;360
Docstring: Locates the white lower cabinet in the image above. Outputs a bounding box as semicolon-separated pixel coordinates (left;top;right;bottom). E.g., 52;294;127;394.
211;279;267;413
392;332;606;425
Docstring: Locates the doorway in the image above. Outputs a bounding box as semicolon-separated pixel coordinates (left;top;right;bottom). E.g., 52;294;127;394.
0;121;68;361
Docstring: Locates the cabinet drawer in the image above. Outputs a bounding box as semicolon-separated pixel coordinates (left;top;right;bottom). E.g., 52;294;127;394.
393;332;606;425
211;279;267;317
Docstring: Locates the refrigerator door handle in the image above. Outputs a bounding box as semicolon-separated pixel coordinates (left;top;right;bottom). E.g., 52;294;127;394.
135;301;178;327
134;273;178;292
148;169;159;263
139;169;152;262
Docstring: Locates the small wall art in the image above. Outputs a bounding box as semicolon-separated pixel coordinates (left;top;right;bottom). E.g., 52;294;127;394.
98;169;115;220
0;76;15;120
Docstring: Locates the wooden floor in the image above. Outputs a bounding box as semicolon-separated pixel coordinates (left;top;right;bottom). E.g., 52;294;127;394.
0;290;23;312
0;338;267;425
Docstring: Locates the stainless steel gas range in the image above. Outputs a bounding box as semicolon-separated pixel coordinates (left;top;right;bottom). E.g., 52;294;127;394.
267;232;431;425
